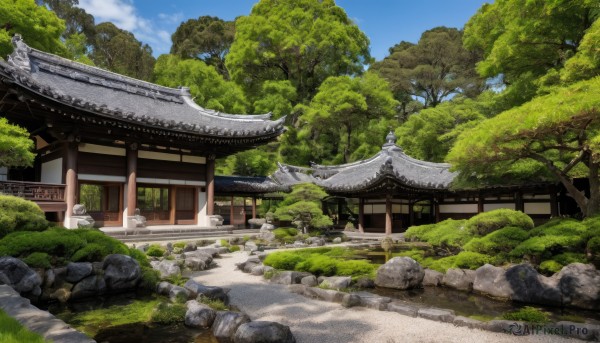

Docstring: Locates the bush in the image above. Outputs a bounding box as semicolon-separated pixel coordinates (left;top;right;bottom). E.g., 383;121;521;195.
422;256;457;273
229;245;241;252
71;243;107;262
146;244;166;257
198;296;228;311
335;260;375;277
510;218;588;260
264;248;376;277
273;228;299;240
540;260;563;274
405;219;471;251
502;306;550;323
22;252;51;269
263;252;304;270
453;251;492;270
465;209;534;236
296;255;338;276
0;195;49;238
150;302;186;324
173;242;186;249
139;266;160;290
588;237;600;255
551;252;586;266
464;226;530;255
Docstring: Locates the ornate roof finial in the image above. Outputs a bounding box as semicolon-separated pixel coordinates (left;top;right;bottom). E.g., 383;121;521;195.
383;131;397;147
8;34;31;72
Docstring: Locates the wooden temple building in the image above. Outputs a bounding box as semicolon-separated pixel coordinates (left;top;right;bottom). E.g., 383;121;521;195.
0;36;285;228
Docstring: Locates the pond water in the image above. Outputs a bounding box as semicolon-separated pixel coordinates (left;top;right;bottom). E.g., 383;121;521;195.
42;292;218;343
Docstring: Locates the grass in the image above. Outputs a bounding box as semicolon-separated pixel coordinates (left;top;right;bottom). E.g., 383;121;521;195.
0;309;49;343
198;296;228;311
502;306;550;323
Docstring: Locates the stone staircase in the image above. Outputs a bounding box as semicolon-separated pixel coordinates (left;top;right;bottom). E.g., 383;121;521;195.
101;225;260;243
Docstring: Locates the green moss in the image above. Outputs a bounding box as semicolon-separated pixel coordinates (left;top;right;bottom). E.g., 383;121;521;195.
552;252;586;265
229;245;241;252
198;296;228;311
453;251;492;269
464;226;530;255
173;242;186;249
139;266;160;290
393;249;426;262
164;274;188;287
263;252;304;270
296;255;338;275
405;219;471;251
0;309;49;343
146;244;166;258
502;306;550;323
273;228;299;241
422;256;457;273
150;302;186;324
465;209;534;236
539;260;563;274
0;195;49;238
263;269;277;279
21;252;51;269
219;239;230;247
264;248;376;277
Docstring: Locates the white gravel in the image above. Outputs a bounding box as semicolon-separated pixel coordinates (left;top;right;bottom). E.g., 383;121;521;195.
190;251;583;343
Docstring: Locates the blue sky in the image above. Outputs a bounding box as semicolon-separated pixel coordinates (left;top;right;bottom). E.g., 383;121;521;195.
77;0;490;61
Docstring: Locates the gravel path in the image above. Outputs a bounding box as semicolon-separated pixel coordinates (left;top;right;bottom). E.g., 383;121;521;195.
191;251;583;343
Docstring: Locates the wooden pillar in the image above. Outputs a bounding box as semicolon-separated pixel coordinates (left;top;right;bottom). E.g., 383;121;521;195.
477;192;484;213
230;196;235;226
169;187;177;225
126;146;137;217
385;194;392;235
434;200;440;223
358;198;365;233
549;185;559;217
337;198;343;225
515;191;524;212
206;155;215;215
64;143;78;227
251;197;257;219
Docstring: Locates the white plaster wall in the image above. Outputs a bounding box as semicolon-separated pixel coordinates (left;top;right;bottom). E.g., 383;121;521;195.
524;202;551;215
78;143;125;156
198;189;208;226
41;158;62;184
79;174;126;182
136;177;205;186
439;204;478;214
138;150;180;162
484;203;516;211
182;155;206;164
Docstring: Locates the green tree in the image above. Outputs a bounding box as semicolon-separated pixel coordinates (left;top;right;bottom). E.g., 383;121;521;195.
226;0;371;103
274;183;333;233
371;27;484;115
447;77;600;217
37;0;96;41
0;0;66;58
0;118;35;168
561;18;600;84
253;80;297;119
153;54;248;114
298;72;398;164
170;16;234;79
64;32;94;65
90;22;155;81
463;0;598;105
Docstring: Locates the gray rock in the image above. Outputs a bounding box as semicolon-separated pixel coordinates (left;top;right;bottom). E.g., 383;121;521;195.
291;241;306;248
250;265;265;276
557;263;600;310
300;275;317;287
233;321;296;343
245;241;258;253
136;243;150;252
259;231;276;242
342;294;362;308
169;286;191;303
71;275;106;299
103;254;141;291
154;260;181;279
357;293;392;310
212;311;251;343
185;300;216;328
505;264;562;306
156;281;174;296
417;308;455;323
287;284;307;295
65;262;93;283
422;269;444;287
217;247;230;255
73;204;87;215
243;261;260;274
184;279;229;304
0;257;42;294
49;287;71;303
185;257;208;271
304;287;344;303
473;264;512;298
442;268;476;292
196;247;220;257
354;277;375;289
487;320;526;334
375;257;424;290
43;269;55;289
319;276;352;290
453;316;486;330
387;302;418;317
184;242;197;252
305;237;325;246
332;237;342;244
270;271;312;285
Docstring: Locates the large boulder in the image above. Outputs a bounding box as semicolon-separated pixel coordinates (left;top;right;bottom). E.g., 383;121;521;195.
185;300;216;328
169;286;192;303
374;257;424;290
103;254;141;291
65;262;93;283
212;311;251;343
473;264;513;299
301;275;317;287
156;281;174;296
184;279;229;304
319;276;352;290
422;269;444;287
505;264;562;306
153;260;181;279
185;257;209;271
557;263;600;310
0;257;42;295
71;275;106;299
233;321;296;343
442;269;476;292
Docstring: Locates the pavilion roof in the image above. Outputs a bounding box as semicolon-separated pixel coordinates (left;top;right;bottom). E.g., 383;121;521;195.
0;36;285;149
215;175;288;195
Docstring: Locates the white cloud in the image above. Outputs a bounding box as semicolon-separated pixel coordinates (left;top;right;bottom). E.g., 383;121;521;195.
158;12;184;24
77;0;173;56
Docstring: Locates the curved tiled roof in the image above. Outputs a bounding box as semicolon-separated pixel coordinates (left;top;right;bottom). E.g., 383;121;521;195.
215;175;288;194
270;132;457;194
0;36;285;140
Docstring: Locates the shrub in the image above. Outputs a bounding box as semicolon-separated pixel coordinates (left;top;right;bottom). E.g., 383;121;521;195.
588;237;600;255
405;219;471;251
551;252;586;266
273;228;299;241
393;249;426;263
540;260;563;274
502;306;550;323
229;245;241;252
510;218;588;260
296;255;338;276
0;195;49;238
464;226;530;255
150;302;186;324
422;256;457;273
139;266;160;290
198;296;228;311
71;243;107;262
128;247;151;268
465;209;534;236
146;244;166;257
22;252;51;269
173;242;186;249
335;260;375;277
453;251;492;270
263;252;304;270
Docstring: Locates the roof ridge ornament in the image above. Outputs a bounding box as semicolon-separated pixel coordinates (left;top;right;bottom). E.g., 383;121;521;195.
8;34;31;72
382;130;403;151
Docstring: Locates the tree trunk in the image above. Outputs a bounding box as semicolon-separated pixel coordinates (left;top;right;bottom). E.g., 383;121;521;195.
587;160;600;217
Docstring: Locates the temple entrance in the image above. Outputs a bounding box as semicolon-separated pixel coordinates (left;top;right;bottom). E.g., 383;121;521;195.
79;183;122;227
137;186;170;225
175;187;196;224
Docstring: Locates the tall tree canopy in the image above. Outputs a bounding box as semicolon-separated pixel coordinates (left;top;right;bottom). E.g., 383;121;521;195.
37;0;96;41
170;16;234;79
226;0;371;104
90;22;155;81
447;77;600;217
153;54;248;114
371;27;484;117
0;0;66;58
297;72;398;164
463;0;599;105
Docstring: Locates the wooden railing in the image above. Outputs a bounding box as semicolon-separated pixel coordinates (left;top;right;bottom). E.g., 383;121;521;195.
0;180;65;202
